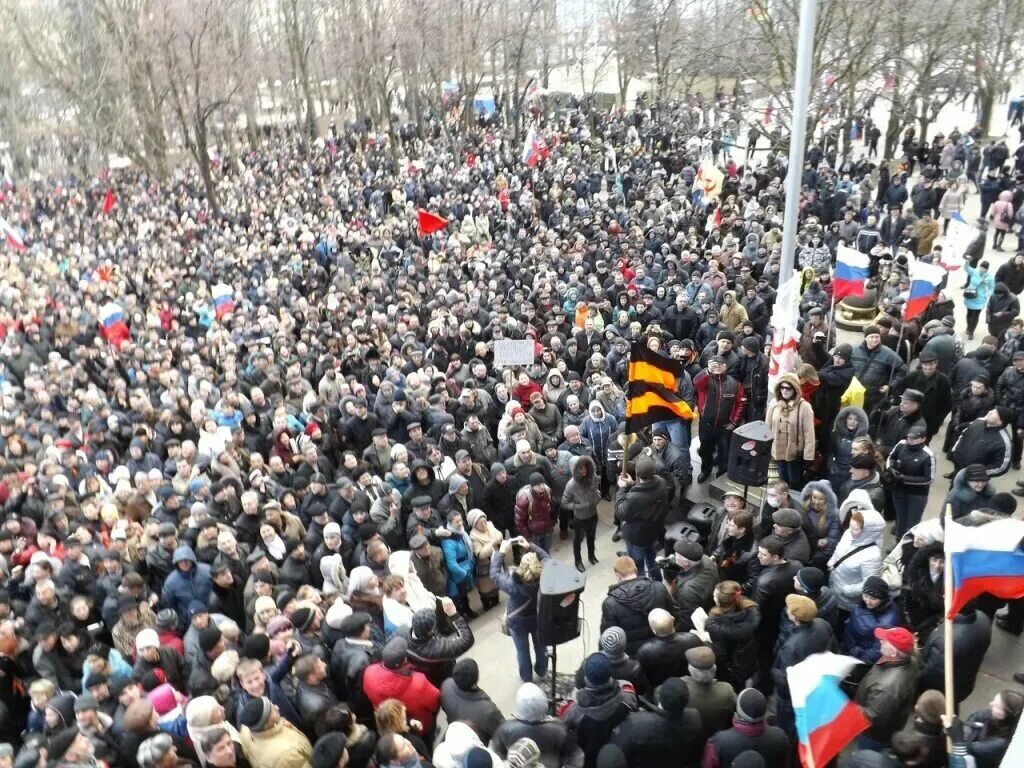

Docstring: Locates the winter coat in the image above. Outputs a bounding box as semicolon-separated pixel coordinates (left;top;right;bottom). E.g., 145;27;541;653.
885;440;936;494
600;577;676;656
561;681;638;768
669;556;719;632
399;613;475;687
611;705;703;768
361;662;441;731
962;709;1016;768
514;486;556;538
854;656;920;742
490;716;579;768
964;264;995;311
469;520;503;597
950;421;1011;478
693;371;746;427
705;602;760;687
636;631;703;687
239;718;313;768
902;541;946;638
772;618;834;699
841;599;901;664
766;373;815;461
491;545;549;635
440;679;505;744
900;368;953;437
561;456;601;522
614;476;669;547
161;546;212;621
875;405;926;457
703;719;791;768
939;187;963;218
988;190;1014;231
579;405;618;465
440;531;475;598
830;407;870;488
850;342;907;407
919;609;992;703
828;502;885;611
800;480;842;561
712;532;761;596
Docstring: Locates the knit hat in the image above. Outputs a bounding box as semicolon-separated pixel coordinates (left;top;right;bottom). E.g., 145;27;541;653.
965;464;988;482
135;628;159;652
583;652;612;686
995;405;1014;426
490;463;507;478
673;539;703;562
266;616;293;638
918;349;938;363
730;753;767;768
685;646;716;670
515;683;549;722
529;472;545;487
48;727;81;761
599;627;627;660
735;688;767;723
448;474;469;493
324;600;353;631
515;439;532;454
506;738;542;768
741;337;760;353
849;453;876;469
915;690;946;726
239;697;273;732
875;626;915;654
452;659;479;691
833;343;853;360
382;637;408;669
155;609;177;630
864;324;881;337
785;594;818;622
412;608;436;638
242;634;270;660
796;567;826;594
658;678;689;714
198;625;222;653
465;747;493;768
311;733;349;768
291;606;315;633
772;508;802;528
861;576;889;601
74;693;98;713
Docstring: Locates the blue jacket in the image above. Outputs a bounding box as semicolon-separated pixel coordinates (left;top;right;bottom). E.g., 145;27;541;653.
964;264;995;311
440;533;475;597
841;600;901;664
161;546;212;619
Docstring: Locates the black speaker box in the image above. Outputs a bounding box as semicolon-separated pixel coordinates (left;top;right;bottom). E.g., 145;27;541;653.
537;559;585;646
727;420;774;486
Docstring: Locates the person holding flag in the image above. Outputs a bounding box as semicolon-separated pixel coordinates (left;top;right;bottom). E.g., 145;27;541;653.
853;628;919;751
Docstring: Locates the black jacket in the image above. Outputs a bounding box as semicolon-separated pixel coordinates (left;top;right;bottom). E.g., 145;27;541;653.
615;476;669;547
439;680;505;744
901;541;945;639
885;441;936;494
600;578;676;656
712;533;761;595
951;419;1012;477
876;407;926;457
706;719;792;768
705;604;761;687
751;561;799;643
329;637;378;719
398;613;475;687
561;682;638;768
490;717;579;768
771;618;834;698
637;632;703;687
900;369;953;437
919;609;992;704
668;556;719;632
611;706;703;768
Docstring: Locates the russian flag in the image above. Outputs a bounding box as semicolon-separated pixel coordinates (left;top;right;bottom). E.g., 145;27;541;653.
522;125;548;167
212;283;234;319
1;215;26;252
904;261;946;322
789;653;870;768
99;301;130;347
833;245;869;300
947;517;1024;618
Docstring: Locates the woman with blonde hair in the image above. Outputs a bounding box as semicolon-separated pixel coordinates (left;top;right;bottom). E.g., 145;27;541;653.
490;536;549;683
373;699;430;759
704;581;761;692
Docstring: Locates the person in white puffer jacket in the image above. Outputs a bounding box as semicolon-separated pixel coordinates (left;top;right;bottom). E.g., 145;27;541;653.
828;490;886;612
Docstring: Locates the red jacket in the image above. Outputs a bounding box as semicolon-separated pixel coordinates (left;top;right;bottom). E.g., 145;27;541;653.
157;629;185;657
514;487;555;537
693;372;746;427
362;663;441;730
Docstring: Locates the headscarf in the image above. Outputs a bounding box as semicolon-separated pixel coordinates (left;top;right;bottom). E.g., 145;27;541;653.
387;551;436;612
347;565;377;597
186;696;240;766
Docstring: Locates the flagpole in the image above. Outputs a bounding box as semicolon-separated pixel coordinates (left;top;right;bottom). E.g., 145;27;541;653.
943;502;955;748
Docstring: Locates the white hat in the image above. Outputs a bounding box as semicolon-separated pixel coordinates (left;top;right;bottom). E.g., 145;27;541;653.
515;439;532;453
323;522;341;539
136;628;160;652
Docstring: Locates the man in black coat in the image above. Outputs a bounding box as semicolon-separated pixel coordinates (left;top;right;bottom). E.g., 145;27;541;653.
899;349;953;440
703;688;791;768
918;605;992;706
600;556;676;656
750;535;799;693
771;595;834;739
637;607;702;687
950;406;1014;478
610;678;703;768
329;612;379;721
614;457;670;580
398;601;474;687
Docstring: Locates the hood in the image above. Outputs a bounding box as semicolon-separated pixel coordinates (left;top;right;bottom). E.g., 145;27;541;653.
47;693;77;729
834;406;870;434
853;506;885;545
773;372;803;401
570;455;596;483
515;682;550;721
172;545;198;565
999;190;1013;201
801;480;838;518
609;577;659;611
440;721;484;760
839;489;875;521
994;281;1010;295
588;402;606;420
545;369;564;386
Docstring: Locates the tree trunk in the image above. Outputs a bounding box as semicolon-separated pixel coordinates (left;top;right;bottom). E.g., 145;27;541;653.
978;89;995;136
195;117;219;215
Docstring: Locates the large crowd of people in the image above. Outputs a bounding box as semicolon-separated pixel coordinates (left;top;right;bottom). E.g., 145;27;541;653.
1;94;1024;768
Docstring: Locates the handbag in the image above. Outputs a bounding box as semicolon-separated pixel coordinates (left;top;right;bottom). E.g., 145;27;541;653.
964;287;978;299
499;595;534;636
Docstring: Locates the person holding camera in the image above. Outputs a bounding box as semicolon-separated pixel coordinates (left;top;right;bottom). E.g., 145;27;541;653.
490;537;550;684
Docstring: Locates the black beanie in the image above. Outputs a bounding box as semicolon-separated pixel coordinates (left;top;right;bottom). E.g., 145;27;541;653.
311;733;348;768
452;658;479;691
198;625;222;653
243;634;270;661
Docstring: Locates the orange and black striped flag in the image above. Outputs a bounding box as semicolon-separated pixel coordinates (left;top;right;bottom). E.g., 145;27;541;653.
626;342;695;432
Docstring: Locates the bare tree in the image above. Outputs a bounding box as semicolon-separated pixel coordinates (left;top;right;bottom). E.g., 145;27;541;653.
156;0;253;213
279;0;323;140
965;0;1024;135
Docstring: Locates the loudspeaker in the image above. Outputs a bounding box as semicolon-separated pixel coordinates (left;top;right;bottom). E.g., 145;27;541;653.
727;420;774;486
685;503;718;541
538;559;585;646
663;520;701;557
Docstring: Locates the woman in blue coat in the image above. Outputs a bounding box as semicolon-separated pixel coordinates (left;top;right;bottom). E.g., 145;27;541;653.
964;260;996;340
440;510;477;616
841;576;901;665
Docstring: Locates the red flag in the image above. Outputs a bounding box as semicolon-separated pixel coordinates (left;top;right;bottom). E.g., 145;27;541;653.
102;188;117;215
417;209;448;238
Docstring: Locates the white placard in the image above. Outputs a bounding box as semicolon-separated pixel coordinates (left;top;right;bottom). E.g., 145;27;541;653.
493;339;535;367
